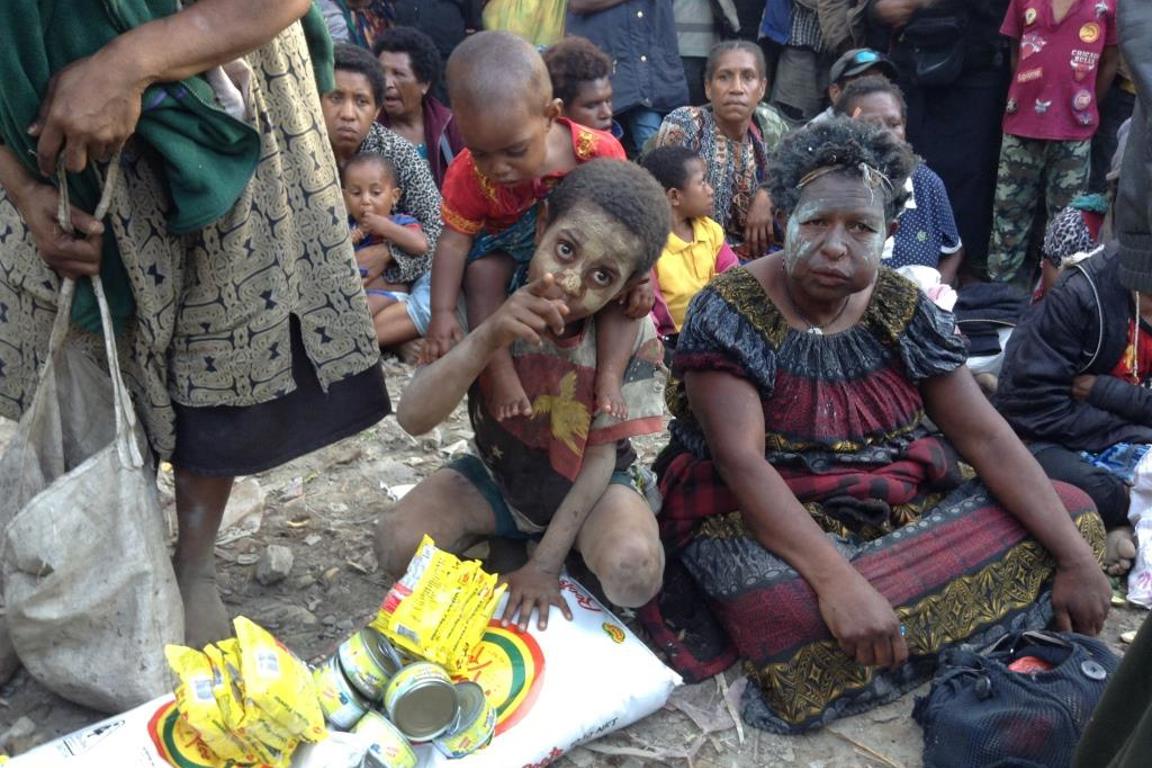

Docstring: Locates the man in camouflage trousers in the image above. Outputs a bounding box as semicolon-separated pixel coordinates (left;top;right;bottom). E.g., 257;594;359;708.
987;0;1119;285
988;135;1092;284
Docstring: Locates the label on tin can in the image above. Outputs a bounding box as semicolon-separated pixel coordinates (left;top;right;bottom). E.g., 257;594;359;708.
312;656;370;730
353;711;418;768
434;681;496;758
338;629;397;700
384;662;458;741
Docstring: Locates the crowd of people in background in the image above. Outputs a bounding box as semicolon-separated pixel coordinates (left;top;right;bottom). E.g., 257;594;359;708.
3;0;1152;752
316;0;1143;575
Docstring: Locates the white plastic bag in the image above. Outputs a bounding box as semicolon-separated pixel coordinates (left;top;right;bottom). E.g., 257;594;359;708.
0;277;183;712
1126;448;1152;607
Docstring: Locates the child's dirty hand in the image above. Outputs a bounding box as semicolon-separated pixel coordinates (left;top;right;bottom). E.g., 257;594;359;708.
620;279;655;319
349;226;366;246
498;560;573;631
1071;374;1097;401
486;275;570;348
421;311;465;363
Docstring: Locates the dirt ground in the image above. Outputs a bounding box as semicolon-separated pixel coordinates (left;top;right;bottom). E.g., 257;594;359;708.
0;357;1146;767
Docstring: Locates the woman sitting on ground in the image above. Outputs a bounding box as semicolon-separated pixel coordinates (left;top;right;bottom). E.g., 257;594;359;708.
373;26;464;189
639;117;1110;734
323;43;442;355
653;41;789;259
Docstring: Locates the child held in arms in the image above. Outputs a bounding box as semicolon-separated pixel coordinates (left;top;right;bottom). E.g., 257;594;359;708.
376;160;669;629
422;31;652;422
342;152;429;322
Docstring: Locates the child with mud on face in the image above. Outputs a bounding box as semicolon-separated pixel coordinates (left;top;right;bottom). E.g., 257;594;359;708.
421;31;653;423
377;159;670;630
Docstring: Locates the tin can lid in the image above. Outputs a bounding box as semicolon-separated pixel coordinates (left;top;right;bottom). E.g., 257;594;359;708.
451;681;487;729
365;629;405;675
392;680;459;741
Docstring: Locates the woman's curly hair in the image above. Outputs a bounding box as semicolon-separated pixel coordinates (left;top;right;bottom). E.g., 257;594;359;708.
766;116;916;221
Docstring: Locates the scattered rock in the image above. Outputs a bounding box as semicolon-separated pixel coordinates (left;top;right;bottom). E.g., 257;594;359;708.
255;545;294;586
372;458;420;488
304;534;323;547
293;573;317;590
565;747;596;767
253;603;318;629
0;618;20;688
321;614;338;626
0;715;36;753
327;442;364;467
441;439;469;457
219;478;265;535
336;618;356;632
322;566;342;587
419;428;443;452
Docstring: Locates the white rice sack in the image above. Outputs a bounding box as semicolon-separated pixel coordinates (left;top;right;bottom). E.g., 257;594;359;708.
1128;449;1152;608
13;696;176;767
414;575;681;767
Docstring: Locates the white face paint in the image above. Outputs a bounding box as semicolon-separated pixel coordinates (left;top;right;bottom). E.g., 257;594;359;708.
528;203;645;320
782;172;890;303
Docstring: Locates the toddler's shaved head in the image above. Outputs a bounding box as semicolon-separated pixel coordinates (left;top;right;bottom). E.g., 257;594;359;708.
447;31;555;117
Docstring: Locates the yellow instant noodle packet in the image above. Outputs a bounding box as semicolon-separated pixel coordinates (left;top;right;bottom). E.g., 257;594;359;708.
234;617;326;744
165;644;258;765
206;639;295;767
371;535;505;674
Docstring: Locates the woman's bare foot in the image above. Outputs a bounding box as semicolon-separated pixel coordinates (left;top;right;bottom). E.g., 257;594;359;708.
177;570;231;649
1104;526;1137;577
594;376;628;420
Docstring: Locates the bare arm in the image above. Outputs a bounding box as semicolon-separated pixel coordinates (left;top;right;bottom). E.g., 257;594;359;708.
32;0;313;175
922;367;1110;634
98;0;312;91
362;214;429;256
422;227;474;361
398;276;568;435
937;246;963;285
686;370;908;668
568;0;629;13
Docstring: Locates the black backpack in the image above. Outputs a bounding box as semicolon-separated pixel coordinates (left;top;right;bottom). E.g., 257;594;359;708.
913;631;1119;768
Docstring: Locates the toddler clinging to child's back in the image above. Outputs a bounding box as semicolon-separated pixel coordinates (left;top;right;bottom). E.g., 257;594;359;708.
423;30;651;421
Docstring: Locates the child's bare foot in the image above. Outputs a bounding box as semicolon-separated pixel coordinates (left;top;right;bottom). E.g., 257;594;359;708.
594;376;628;420
177;570;231;649
1104;526;1137;577
486;357;532;421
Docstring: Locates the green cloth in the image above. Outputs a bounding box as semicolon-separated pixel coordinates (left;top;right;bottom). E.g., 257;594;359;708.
303;2;336;95
0;0;272;334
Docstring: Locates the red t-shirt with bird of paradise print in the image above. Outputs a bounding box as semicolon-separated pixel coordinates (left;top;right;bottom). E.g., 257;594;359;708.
467;317;665;526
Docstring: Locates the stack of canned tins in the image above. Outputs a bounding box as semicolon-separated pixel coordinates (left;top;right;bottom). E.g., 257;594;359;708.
312;627;497;766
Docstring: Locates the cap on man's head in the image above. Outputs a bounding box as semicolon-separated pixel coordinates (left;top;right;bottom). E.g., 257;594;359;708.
829;49;898;85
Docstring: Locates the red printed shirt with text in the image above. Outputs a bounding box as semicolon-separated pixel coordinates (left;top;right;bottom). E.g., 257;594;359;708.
1000;0;1117;141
